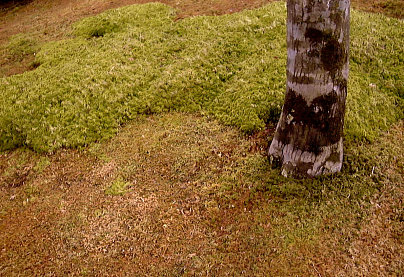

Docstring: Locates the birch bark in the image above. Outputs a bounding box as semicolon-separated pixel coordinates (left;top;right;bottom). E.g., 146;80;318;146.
268;0;350;177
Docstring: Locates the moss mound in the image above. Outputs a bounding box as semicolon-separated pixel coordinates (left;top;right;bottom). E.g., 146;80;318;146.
0;2;402;152
6;33;39;60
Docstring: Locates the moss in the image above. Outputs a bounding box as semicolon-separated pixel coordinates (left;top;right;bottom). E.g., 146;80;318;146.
328;151;342;164
73;17;120;38
0;2;402;152
33;156;50;173
6;33;39;60
104;177;130;196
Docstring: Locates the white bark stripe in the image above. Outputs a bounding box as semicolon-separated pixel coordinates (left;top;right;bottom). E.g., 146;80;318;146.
287;82;339;105
269;137;343;177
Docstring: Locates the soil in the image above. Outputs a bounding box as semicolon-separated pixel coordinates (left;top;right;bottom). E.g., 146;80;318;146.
0;114;272;276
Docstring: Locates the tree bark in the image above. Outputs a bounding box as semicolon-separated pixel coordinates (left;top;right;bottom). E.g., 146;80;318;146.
268;0;350;178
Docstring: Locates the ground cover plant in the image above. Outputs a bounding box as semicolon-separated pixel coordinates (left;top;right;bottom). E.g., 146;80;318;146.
0;1;403;275
0;114;402;275
0;2;403;152
0;0;401;78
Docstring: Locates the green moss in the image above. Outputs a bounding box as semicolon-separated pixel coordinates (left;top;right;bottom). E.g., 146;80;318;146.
33;156;50;173
104;177;130;196
0;2;402;152
6;33;39;60
73;18;120;38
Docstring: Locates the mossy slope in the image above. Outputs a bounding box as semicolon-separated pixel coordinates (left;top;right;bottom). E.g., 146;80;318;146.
0;2;402;152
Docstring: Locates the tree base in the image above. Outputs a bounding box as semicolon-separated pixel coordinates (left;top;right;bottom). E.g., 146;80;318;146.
268;137;343;178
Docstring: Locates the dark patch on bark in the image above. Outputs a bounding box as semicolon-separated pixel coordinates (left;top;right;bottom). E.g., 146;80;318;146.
321;38;345;74
283;89;338;135
276;88;346;154
304;28;346;76
307;49;320;58
305;27;329;44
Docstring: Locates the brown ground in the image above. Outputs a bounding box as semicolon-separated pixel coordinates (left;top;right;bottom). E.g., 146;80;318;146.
0;114;275;275
0;0;272;43
1;114;402;276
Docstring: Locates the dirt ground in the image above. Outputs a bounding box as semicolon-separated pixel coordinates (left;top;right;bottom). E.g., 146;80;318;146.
1;112;402;276
1;114;402;276
0;114;275;276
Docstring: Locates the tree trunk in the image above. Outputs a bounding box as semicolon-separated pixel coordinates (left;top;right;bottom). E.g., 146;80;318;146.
268;0;350;178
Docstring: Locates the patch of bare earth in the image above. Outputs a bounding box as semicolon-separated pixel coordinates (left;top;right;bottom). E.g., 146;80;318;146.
351;0;403;19
341;125;404;276
0;114;256;275
2;113;402;275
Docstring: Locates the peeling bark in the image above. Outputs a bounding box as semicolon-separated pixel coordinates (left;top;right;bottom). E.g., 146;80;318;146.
269;0;350;178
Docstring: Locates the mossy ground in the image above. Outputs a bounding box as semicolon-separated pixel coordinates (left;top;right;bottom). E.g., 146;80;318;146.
0;114;402;275
0;1;403;275
0;2;403;152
